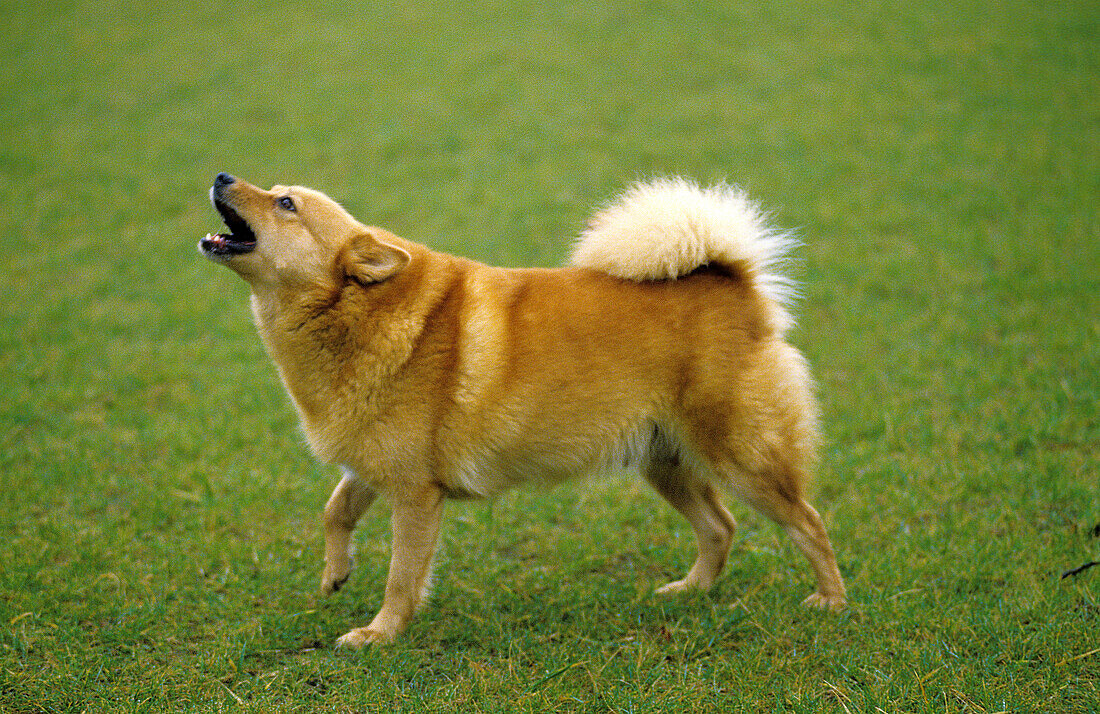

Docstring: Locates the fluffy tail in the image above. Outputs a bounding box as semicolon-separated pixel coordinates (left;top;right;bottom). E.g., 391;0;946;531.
570;177;800;334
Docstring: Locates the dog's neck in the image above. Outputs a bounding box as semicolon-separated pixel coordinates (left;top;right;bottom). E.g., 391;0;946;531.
244;251;457;464
248;287;351;439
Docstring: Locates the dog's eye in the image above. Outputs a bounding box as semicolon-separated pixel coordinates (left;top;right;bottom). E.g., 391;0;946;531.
278;196;296;212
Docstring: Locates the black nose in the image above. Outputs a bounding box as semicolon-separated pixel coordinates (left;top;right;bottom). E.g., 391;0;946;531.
214;172;236;188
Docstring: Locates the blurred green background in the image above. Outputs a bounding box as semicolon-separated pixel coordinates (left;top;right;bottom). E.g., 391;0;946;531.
1;0;1097;711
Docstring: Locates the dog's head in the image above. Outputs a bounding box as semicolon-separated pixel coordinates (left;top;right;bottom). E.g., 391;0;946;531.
200;173;410;291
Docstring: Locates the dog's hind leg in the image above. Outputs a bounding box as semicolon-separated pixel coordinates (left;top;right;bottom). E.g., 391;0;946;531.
320;468;377;596
702;342;846;609
644;454;737;594
720;459;847;610
782;498;847;610
336;482;444;646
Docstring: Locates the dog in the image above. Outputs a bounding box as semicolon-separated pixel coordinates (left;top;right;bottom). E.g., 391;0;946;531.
199;173;846;646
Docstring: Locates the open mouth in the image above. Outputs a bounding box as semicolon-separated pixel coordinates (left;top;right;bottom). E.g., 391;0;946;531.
200;198;257;256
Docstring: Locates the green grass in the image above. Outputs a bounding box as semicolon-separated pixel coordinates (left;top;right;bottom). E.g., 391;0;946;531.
1;0;1098;710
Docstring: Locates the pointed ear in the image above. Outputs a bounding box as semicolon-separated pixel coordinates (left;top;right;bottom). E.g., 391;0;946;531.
341;232;411;285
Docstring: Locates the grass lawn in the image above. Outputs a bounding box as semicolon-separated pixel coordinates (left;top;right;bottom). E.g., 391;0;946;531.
1;0;1097;711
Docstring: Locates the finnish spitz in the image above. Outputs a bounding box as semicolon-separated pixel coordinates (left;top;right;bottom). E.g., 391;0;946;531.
200;173;845;646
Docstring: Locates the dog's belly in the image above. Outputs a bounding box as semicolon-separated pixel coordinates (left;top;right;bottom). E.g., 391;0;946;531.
440;446;590;498
437;412;659;499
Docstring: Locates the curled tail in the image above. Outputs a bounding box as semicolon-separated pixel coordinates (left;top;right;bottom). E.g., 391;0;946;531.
570;177;800;334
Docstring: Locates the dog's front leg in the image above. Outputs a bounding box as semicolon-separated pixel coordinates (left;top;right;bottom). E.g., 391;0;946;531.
320;468;378;595
335;482;444;647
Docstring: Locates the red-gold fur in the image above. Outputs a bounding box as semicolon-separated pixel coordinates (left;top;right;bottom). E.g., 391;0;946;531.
201;175;846;646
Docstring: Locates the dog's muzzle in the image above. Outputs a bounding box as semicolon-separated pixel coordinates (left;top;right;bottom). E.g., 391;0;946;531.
200;173;257;256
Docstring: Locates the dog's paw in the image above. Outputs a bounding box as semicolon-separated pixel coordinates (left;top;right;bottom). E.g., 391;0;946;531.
655;579;689;595
655;578;703;596
319;571;350;597
319;561;353;596
801;591;846;612
335;627;394;648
